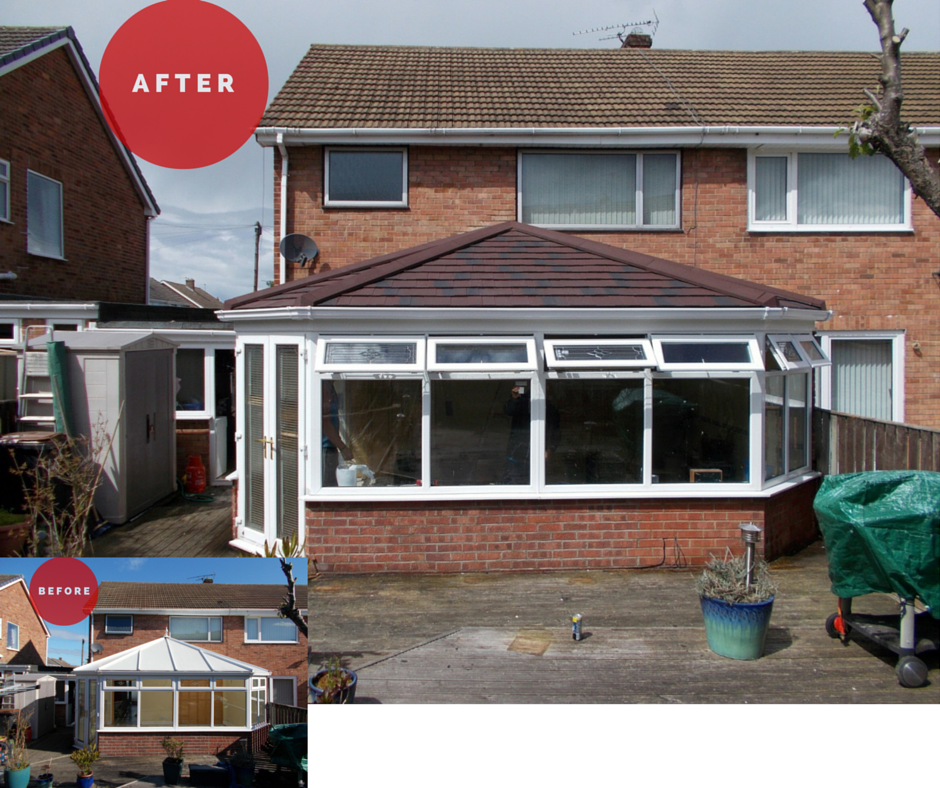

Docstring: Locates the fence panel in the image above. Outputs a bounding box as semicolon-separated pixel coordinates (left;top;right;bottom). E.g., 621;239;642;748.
818;410;940;474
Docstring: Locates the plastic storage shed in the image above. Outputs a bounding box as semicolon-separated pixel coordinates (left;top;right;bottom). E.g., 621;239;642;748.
28;331;177;524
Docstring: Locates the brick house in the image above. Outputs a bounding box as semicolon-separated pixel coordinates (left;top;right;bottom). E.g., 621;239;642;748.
214;44;938;569
0;574;49;669
75;579;306;757
0;26;159;303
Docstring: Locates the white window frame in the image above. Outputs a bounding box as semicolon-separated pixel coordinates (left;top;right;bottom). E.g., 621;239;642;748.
316;337;425;373
105;615;133;635
815;330;905;423
747;150;912;232
518;149;681;230
0;158;10;223
6;621;19;651
323;147;408;208
766;334;831;371
0;319;20;345
26;169;65;259
427;337;537;372
544;338;656;369
243;616;299;644
763;371;813;483
168;616;223;643
269;676;297;706
652;335;764;371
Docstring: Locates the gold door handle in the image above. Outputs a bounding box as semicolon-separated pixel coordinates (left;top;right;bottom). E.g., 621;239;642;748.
255;436;275;459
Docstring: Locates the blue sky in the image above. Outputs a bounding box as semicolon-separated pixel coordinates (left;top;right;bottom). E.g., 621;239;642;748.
0;557;306;665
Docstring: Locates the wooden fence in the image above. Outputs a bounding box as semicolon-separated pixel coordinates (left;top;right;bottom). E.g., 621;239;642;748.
814;410;940;475
266;702;306;726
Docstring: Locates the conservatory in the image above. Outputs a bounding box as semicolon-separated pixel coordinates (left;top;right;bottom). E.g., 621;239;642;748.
220;222;832;570
72;637;269;756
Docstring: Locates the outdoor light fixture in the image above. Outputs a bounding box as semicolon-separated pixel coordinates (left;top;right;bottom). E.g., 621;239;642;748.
739;522;763;590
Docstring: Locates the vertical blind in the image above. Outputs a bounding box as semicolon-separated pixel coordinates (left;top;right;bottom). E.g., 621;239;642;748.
245;345;265;532
797;153;904;225
27;171;63;257
831;339;893;421
276;345;299;541
755;156;788;221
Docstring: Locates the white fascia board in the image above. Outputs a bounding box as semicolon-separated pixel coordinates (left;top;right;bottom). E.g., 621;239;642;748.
0;303;99;319
218;306;831;334
257;125;940;149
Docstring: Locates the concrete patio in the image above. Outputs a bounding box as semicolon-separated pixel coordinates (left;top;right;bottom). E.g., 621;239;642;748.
311;540;939;703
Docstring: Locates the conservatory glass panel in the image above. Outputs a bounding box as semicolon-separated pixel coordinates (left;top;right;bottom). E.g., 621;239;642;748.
545;379;644;484
431;379;530;485
214;691;247;727
764;376;785;481
321;379;422;487
178;691;211;726
652;378;750;483
788;374;808;472
660;342;752;365
103;690;138;727
176;349;206;411
323;341;417;366
139;691;174;727
435;343;529;365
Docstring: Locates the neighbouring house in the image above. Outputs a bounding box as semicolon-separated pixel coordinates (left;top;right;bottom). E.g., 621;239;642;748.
0;575;54;739
255;44;940;430
0;26;159;303
221;221;831;567
0;574;49;667
149;279;225;310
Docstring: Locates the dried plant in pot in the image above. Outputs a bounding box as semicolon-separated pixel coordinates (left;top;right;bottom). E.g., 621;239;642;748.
36;761;55;788
311;656;358;704
696;552;778;660
161;737;185;786
4;712;31;788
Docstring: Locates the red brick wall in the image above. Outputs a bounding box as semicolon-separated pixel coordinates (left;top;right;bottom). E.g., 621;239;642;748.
276;145;940;428
0;581;47;666
97;729;267;758
305;479;820;573
0;47;149;302
91;614;307;705
176;421;210;481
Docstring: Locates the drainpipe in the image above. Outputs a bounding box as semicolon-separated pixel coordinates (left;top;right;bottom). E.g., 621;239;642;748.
277;133;289;286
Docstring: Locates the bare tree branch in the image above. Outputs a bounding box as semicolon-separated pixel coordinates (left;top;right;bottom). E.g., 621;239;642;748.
854;0;940;218
278;558;307;638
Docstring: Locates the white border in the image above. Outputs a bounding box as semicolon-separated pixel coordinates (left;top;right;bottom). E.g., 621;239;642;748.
324;147;408;208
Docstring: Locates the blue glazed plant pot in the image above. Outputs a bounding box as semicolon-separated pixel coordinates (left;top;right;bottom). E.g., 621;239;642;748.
310;669;357;704
700;596;775;660
77;773;95;788
5;765;30;788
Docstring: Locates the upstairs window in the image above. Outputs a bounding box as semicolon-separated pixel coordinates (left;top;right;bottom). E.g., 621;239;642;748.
244;617;298;643
0;159;9;222
105;615;133;634
519;151;679;229
324;148;408;207
27;170;64;258
6;622;18;651
749;152;909;231
168;616;222;642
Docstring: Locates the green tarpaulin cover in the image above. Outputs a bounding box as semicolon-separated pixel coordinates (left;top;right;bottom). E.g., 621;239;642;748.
813;471;940;617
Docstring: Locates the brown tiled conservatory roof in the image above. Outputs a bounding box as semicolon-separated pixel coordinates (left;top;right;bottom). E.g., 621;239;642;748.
224;222;826;311
260;45;940;129
94;582;308;611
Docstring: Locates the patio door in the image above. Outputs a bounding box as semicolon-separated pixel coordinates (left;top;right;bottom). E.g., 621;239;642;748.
237;336;305;551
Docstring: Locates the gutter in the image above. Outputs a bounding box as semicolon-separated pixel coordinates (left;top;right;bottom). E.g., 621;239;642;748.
277;132;289;285
257;125;940;148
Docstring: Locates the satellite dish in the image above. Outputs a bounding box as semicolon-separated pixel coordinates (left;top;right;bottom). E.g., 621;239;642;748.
279;233;319;267
90;643;103;654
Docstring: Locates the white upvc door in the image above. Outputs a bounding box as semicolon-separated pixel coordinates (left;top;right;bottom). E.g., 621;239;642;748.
236;335;306;552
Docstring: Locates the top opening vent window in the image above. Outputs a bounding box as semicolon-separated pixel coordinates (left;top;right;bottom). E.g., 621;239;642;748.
768;334;830;370
653;337;763;371
544;339;655;368
317;338;424;371
324;149;407;207
428;338;537;371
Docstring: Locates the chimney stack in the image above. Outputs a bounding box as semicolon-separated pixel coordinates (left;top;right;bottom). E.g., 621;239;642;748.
202;577;213;583
186;278;196;290
622;33;652;48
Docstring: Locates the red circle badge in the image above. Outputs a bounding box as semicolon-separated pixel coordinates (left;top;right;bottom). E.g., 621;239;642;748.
30;559;99;626
99;0;269;169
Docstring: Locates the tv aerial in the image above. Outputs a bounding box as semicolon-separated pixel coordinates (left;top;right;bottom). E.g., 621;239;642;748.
279;233;319;267
574;10;660;45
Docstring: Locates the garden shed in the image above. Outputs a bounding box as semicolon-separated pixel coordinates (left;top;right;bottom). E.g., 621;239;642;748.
220;222;832;569
71;637;269;756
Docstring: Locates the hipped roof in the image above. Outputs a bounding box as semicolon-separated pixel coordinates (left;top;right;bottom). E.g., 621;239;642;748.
224;222;827;312
73;637;270;676
260;45;940;129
